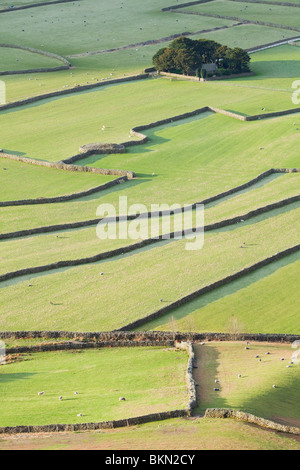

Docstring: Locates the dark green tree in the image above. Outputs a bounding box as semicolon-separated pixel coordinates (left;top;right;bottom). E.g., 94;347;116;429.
175;49;199;75
153;47;177;72
225;47;251;73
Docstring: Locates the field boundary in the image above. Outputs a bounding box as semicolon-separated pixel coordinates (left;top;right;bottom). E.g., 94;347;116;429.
118;243;300;331
0;341;196;434
0;152;135;179
166;9;300;33
0;193;299;282
204;408;300;435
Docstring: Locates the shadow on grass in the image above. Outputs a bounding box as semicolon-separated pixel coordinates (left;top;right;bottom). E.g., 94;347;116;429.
0;372;36;383
192;344;228;414
250;60;300;80
241;372;300;427
141;250;300;331
212;200;300;234
64;176;151;203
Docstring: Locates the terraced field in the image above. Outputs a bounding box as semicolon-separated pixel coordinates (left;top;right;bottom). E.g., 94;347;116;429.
0;0;299;451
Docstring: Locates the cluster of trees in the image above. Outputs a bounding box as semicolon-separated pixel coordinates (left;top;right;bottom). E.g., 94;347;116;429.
153;37;251;77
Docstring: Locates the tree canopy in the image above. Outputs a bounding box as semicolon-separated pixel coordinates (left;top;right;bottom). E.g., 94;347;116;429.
153;37;251;76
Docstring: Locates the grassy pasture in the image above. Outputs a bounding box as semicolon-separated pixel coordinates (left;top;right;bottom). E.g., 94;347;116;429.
0;0;299;450
196;24;300;49
2;36;300;104
0;172;299;276
0;206;299;332
184;0;300;29
0;46;63;72
0;158;115;202
143;251;300;334
1;77;299;163
0;0;234;56
0;0;63;8
194;342;300;427
0;347;188;427
1;109;299;235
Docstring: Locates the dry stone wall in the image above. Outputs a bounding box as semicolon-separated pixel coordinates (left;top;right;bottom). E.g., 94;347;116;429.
1;331;299;344
204;409;300;435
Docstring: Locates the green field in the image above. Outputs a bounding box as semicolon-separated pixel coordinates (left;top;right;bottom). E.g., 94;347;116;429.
0;347;188;427
184;0;300;29
0;46;63;72
194;342;300;426
0;0;299;450
144;252;300;334
0;205;299;332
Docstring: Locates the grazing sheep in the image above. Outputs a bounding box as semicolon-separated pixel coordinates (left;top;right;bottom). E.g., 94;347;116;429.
213;388;220;392
74;391;79;395
238;374;242;378
38;392;45;396
119;397;126;401
77;413;83;417
59;396;63;401
273;384;276;388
